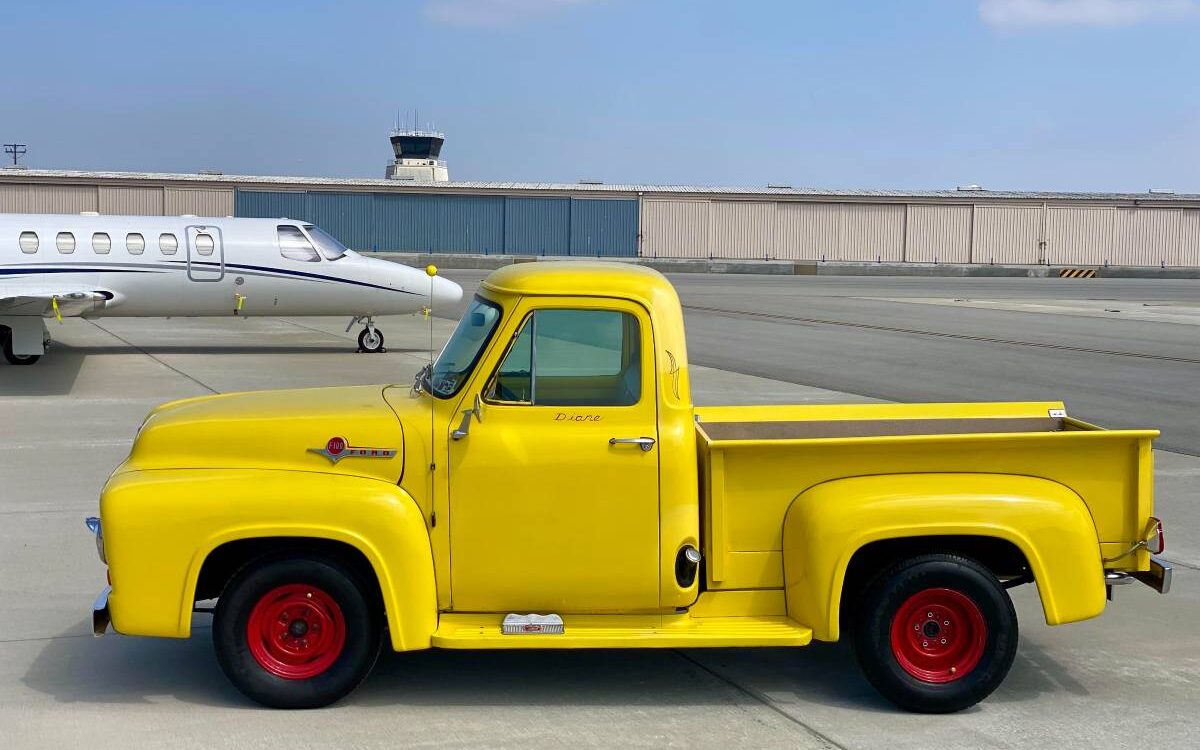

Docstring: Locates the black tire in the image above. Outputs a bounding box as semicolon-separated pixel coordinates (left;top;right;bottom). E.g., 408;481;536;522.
852;553;1018;713
213;556;383;709
357;328;385;353
2;328;41;365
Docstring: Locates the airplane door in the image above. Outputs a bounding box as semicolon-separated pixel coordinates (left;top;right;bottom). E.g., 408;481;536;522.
186;225;224;281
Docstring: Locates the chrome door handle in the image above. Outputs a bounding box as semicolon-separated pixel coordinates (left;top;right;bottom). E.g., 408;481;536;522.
609;437;655;452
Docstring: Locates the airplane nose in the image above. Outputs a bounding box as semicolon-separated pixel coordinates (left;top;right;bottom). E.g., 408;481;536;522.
431;276;463;308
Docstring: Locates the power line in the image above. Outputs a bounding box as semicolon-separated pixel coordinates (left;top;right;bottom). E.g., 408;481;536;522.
3;143;27;166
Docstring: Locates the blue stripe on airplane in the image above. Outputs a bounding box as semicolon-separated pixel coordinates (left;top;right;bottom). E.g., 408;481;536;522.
0;262;418;296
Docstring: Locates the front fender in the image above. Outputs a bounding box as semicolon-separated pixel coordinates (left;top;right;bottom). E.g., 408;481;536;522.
782;473;1104;642
101;468;437;651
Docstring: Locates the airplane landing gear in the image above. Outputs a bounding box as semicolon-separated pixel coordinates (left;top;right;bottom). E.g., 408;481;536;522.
348;317;386;353
1;324;44;366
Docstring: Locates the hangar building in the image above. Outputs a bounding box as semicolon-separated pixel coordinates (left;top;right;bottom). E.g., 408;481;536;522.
2;168;1198;266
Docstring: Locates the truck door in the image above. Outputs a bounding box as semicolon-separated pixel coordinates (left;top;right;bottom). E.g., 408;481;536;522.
185;225;224;282
447;299;660;613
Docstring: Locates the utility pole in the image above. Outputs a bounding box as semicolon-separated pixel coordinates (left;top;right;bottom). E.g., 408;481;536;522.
3;143;27;166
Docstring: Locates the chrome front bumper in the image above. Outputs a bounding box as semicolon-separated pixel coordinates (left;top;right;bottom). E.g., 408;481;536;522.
93;585;112;637
1106;556;1172;595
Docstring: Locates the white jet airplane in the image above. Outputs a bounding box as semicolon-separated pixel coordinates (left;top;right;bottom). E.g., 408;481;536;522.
0;213;462;365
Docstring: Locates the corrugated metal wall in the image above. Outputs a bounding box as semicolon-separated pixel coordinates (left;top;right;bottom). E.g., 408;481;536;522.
165;187;235;217
906;204;972;263
711;201;776;258
1112;208;1181;266
840;204;904;261
235;190;638;256
1181;210;1200;266
1048;207;1114;265
26;185;98;213
641;199;710;258
3;174;1200;266
776;202;840;260
98;186;164;215
974;206;1042;264
236;190;308;220
570;198;639;257
309;192;375;251
505;197;570;255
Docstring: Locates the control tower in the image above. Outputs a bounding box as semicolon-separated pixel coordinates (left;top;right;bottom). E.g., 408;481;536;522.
385;128;449;181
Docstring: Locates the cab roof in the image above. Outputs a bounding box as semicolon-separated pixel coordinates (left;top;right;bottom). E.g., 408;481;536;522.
479;261;677;305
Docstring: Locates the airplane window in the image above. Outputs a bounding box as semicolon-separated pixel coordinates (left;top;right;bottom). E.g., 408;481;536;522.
126;233;145;255
92;232;111;254
278;225;320;262
19;231;38;253
195;233;215;256
303;224;349;260
56;232;76;254
159;233;178;255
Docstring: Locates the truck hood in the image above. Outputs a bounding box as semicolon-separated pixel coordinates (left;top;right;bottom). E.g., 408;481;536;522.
123;385;405;482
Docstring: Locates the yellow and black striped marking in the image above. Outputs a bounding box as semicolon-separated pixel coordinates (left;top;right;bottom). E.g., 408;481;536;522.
1059;268;1097;278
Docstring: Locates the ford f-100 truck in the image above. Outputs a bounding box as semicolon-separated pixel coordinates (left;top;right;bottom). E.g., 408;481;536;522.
87;262;1170;713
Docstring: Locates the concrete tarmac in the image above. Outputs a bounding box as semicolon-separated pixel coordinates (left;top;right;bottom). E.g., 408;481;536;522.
1;275;1198;748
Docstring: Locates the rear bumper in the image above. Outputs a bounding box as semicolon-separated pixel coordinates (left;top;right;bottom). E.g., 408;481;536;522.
93;585;112;637
1107;556;1172;595
1132;557;1173;594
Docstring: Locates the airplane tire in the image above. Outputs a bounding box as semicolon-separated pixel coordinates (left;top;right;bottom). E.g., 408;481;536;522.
357;328;385;354
1;329;41;366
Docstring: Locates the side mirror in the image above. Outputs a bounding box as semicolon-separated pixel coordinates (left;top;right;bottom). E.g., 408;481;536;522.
451;394;484;440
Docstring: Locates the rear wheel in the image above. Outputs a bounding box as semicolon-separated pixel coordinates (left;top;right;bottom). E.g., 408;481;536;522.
2;328;41;365
852;553;1018;713
213;556;382;708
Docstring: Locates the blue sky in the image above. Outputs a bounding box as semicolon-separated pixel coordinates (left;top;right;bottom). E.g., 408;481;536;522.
1;0;1197;191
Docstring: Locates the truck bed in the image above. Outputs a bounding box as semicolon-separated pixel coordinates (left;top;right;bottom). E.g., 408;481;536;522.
694;401;1158;591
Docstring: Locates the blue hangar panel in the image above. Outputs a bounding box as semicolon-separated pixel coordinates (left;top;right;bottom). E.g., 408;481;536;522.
307;192;376;251
503;197;571;256
374;194;505;254
569;199;638;257
235;190;311;223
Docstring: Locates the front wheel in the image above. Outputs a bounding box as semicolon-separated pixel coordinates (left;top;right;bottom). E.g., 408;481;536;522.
853;554;1018;713
213;556;383;708
357;327;385;353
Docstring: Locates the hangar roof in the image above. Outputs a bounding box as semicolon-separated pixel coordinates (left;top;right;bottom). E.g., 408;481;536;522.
2;168;1198;203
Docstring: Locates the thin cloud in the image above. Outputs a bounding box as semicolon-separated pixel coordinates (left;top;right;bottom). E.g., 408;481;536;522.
980;0;1199;28
424;0;596;26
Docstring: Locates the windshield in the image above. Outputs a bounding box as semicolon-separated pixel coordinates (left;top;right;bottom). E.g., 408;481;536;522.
303;224;349;260
428;296;502;398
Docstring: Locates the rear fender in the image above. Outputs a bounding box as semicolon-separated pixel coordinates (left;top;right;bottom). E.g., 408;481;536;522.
782;473;1104;642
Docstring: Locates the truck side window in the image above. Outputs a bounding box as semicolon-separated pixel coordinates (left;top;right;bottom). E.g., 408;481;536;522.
488;309;641;407
278;225;321;262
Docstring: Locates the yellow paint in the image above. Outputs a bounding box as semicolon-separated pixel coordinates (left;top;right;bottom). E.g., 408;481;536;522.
97;261;1159;655
52;297;62;323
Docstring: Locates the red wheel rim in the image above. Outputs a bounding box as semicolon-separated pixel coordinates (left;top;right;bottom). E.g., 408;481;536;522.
246;584;346;680
889;587;987;683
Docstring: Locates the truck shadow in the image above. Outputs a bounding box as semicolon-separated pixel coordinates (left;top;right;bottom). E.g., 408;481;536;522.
22;619;1088;711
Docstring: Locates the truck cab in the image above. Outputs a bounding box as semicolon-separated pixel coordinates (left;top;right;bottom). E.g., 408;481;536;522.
90;262;1170;713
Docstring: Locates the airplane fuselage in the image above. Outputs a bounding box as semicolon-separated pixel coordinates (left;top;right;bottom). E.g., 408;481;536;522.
0;213;462;363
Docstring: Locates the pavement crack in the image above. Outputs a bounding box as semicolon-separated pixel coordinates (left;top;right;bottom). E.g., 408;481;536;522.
673;650;848;749
85;320;219;395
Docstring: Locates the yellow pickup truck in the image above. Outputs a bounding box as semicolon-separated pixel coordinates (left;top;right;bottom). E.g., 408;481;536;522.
87;262;1170;713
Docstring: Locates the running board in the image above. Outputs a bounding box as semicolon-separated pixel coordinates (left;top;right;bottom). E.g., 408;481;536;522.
431;613;813;649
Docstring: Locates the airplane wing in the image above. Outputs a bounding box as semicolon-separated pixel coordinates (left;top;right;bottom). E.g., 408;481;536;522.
0;285;111;317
